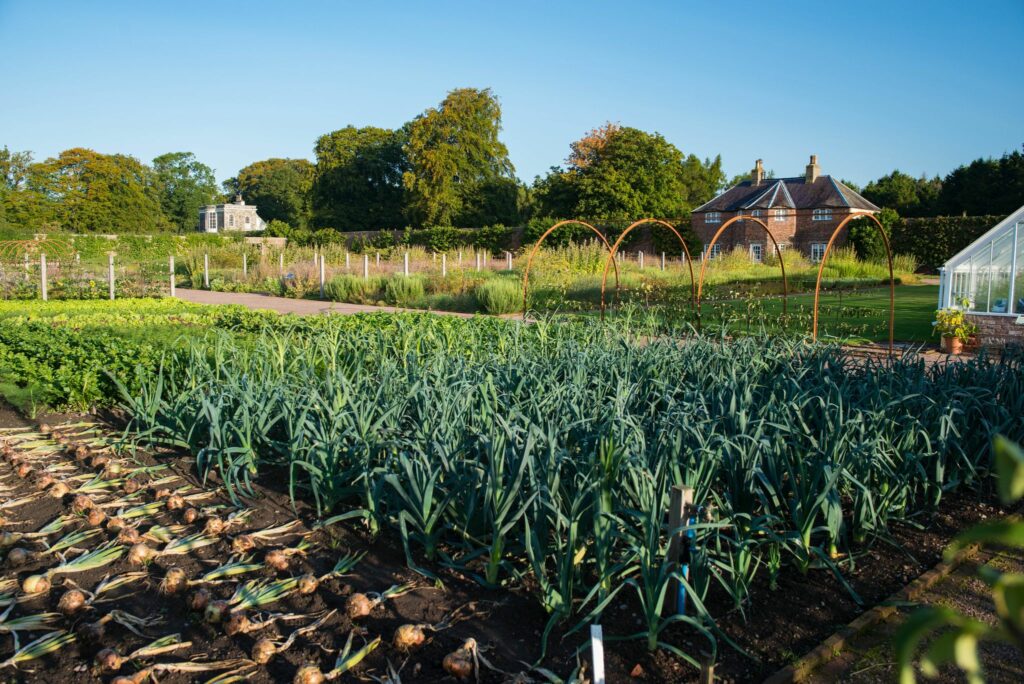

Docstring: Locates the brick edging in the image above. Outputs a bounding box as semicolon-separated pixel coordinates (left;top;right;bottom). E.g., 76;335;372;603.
761;543;983;684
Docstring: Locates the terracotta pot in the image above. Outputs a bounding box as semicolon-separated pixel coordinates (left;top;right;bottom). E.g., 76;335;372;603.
943;335;963;355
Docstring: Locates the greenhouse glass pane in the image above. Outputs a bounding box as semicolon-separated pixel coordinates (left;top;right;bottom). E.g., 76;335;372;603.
1015;223;1024;314
952;262;972;307
974;244;992;312
989;229;1013;313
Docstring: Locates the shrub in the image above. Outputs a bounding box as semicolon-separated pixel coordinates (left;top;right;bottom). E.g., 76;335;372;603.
384;274;425;306
324;275;383;303
475;277;522;315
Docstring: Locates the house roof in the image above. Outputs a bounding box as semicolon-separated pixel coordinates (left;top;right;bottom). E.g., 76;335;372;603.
694;176;880;213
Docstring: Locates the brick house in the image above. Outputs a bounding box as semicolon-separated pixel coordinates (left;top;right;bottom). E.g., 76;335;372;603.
198;194;266;233
690;155;879;262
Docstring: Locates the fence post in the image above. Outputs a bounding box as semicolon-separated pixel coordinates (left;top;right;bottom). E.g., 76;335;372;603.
243;253;247;278
169;256;176;297
639;251;644;269
506;251;512;270
665;485;694;617
363;254;369;280
442;253;447;277
661;252;666;271
203;253;209;288
458;250;463;266
319;254;326;298
376;252;380;268
40;253;47;301
475;251;481;272
345;251;350;272
403;251;409;276
279;251;284;274
108;253;115;300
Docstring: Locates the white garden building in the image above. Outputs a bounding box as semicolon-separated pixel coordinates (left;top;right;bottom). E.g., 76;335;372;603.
939;205;1024;348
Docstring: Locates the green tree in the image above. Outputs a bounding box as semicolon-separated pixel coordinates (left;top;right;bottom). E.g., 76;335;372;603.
0;147;54;231
938;147;1024;216
152;152;218;232
312;127;406;230
535;124;724;220
235;158;314;228
862;170;941;217
848;207;899;261
29;148;168;233
402;87;515;226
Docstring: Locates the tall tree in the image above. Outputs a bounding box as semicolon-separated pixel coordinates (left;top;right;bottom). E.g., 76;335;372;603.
861;170;940;217
402;88;515;226
29;148;168;233
938;148;1024;216
535;124;724;220
0;147;53;230
152;152;217;232
312;128;405;230
232;158;314;229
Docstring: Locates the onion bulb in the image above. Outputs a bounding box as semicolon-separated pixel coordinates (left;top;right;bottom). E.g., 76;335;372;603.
85;508;106;528
153;488;171;500
188;587;212;612
117;527;141;546
58;588;88;615
128;542;156;566
21;574;50;595
181;507;199;524
38;423;52;435
293;665;325;684
15;462;33;479
231;534;255;554
77;619;105;644
165;494;185;511
203;517;225;536
122;478;140;495
204;599;230;624
393;623;426;652
90;454;110;470
252;638;277;665
74;444;91;462
71;494;94;514
0;531;24;547
159;567;189;596
224;610;251;636
33;472;55;490
297;573;319;595
106;516;128;533
94;647;124;673
102;461;123;478
48;480;71;498
345;592;374;620
265;549;289;572
5;547;30;567
442;639;477;680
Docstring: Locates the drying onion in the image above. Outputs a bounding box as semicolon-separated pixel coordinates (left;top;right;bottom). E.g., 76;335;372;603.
345;592;374;619
122;478;140;495
442;639;477;680
5;547;30;567
265;549;289;572
74;444;91;462
85;508;106;528
0;531;23;547
117;527;142;545
90;454;110;470
203;517;225;536
231;534;255;554
393;623;426;652
159;567;189;595
71;494;94;514
297;573;319;595
128;542;156;565
204;599;230;624
153;488;171;500
188;587;212;612
33;472;55;490
293;665;325;684
15;462;33;479
21;574;50;595
165;494;185;511
103;461;123;478
252;637;277;665
181;507;199;524
94;647;124;673
77;619;105;644
58;588;88;615
48;480;71;498
224;610;251;636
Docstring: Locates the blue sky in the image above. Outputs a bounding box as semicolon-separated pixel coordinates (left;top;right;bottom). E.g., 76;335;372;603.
1;0;1022;187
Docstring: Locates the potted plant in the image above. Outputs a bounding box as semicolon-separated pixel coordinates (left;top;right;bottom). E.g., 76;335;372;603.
933;302;978;354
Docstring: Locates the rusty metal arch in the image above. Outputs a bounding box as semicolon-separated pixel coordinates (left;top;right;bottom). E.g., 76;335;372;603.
0;238;75;260
599;218;697;317
695;215;790;323
522;219;620;315
812;212;894;354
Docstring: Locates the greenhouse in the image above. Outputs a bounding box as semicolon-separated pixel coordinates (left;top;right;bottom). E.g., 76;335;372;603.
940;205;1024;316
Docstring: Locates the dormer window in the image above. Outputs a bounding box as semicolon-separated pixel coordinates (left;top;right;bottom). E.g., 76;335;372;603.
813;208;833;221
705;212;721;224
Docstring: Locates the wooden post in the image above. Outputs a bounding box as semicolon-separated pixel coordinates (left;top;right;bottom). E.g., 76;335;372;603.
345;251;350;272
363;253;369;280
442;253;447;277
506;251;512;270
475;251;481;272
376;252;380;267
203;253;209;288
661;252;666;271
458;250;463;266
403;251;409;276
108;253;115;300
665;485;694;616
639;251;644;269
39;253;47;301
169;256;175;297
590;625;606;684
319;254;326;298
243;253;248;278
279;251;284;274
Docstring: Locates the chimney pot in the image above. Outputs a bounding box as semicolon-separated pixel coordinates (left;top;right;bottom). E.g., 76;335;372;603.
805;154;820;183
753;159;764;185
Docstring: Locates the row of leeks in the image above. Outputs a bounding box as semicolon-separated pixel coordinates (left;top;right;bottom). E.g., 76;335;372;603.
113;313;1024;663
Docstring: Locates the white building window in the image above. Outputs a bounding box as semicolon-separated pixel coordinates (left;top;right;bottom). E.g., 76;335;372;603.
703;244;722;260
245;216;251;226
750;243;763;263
228;215;235;228
810;243;827;262
813;208;833;221
751;210;764;218
773;209;786;222
208;212;217;231
705;212;721;224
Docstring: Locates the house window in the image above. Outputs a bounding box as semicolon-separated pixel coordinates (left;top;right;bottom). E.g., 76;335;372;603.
751;210;764;218
245;216;251;226
705;212;721;224
773;209;786;222
703;244;722;260
228;215;235;228
813;208;833;221
208;212;217;231
810;243;827;262
750;243;763;263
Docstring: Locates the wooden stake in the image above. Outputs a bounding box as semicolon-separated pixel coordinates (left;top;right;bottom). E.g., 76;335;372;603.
319;254;326;297
363;254;369;280
442;253;447;277
39;253;47;301
403;251;409;276
243;253;247;278
169;256;175;297
108;253;115;300
203;253;209;288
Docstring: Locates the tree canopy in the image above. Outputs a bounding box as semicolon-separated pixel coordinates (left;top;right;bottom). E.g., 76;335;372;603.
152;152;218;232
312;128;405;230
231;158;314;229
861;170;940;218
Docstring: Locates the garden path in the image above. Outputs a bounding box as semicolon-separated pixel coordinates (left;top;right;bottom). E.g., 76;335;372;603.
174;288;474;317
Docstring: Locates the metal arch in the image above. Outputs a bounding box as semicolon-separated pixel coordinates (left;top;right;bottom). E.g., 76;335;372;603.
695;214;790;321
599;218;697;317
522;219;620;317
812;212;895;354
0;238;76;260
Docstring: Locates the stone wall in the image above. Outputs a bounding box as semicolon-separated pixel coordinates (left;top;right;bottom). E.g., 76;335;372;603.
966;313;1024;350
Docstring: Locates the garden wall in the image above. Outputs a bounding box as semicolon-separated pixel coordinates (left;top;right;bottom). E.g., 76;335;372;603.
967;313;1024;350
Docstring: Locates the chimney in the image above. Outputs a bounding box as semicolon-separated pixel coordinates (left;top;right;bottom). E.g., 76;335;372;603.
805;154;820;183
752;159;764;185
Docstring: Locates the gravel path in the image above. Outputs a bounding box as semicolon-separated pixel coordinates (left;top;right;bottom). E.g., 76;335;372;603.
174;288;474;317
805;547;1024;683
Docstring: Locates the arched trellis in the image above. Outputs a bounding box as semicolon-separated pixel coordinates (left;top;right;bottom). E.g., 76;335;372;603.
522;219;621;316
696;215;789;322
812;212;895;354
0;238;75;261
599;218;697;317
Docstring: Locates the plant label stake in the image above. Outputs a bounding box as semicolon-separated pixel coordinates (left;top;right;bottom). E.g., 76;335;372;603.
108;253;115;300
665;485;694;616
363;254;369;280
590;625;606;684
40;253;47;301
169;256;175;297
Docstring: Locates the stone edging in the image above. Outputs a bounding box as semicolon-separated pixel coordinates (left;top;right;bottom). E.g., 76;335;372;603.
761;543;983;684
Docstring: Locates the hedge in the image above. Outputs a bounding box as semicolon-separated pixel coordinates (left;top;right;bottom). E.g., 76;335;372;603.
890;214;1005;272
